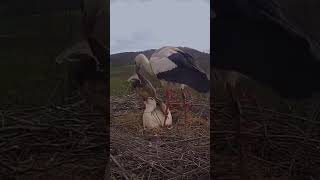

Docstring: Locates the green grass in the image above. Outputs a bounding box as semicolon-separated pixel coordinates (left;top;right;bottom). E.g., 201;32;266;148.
110;65;135;96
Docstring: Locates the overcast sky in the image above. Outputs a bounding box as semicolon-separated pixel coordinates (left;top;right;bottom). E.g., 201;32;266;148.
110;0;210;54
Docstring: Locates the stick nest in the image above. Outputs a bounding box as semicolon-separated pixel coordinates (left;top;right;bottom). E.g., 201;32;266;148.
0;94;107;180
213;91;320;179
110;93;210;180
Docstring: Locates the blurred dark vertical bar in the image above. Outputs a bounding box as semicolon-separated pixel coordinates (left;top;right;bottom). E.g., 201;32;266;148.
210;1;214;180
211;0;320;179
0;0;109;179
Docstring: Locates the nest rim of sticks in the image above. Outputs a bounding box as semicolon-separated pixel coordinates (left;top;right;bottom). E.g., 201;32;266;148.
212;91;320;179
110;93;210;180
0;94;108;180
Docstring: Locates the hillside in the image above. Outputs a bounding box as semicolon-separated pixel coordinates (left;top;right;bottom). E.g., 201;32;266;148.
110;47;210;74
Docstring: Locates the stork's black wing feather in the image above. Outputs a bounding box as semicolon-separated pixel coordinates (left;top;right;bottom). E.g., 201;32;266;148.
157;65;210;93
168;49;205;73
156;50;209;93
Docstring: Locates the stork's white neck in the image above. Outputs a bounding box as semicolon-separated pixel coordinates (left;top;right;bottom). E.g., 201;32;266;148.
142;60;155;76
135;54;155;76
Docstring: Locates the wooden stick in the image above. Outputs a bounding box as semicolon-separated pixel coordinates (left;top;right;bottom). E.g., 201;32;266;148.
110;154;130;180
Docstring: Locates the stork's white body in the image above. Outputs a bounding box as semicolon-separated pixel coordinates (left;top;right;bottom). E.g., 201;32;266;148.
143;97;172;129
134;46;209;122
148;47;179;75
134;46;209;93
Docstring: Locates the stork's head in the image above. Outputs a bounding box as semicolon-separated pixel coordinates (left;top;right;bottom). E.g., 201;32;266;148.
127;73;139;82
134;54;149;72
127;73;141;92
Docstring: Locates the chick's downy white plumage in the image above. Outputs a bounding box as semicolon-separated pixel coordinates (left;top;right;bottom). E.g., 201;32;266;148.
143;97;172;129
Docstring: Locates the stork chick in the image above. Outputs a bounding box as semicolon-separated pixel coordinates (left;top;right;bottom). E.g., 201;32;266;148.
143;97;172;129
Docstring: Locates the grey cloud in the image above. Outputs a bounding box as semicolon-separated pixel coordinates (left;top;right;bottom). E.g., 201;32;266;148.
204;0;210;3
111;31;154;53
111;0;209;53
111;0;153;4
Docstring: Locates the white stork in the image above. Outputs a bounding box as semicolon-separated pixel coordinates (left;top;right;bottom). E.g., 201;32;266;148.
134;46;210;121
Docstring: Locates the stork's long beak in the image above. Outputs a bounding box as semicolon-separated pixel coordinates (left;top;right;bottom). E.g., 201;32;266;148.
128;79;140;91
127;73;140;82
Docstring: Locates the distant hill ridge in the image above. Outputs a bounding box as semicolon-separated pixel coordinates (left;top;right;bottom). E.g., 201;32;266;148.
110;47;210;74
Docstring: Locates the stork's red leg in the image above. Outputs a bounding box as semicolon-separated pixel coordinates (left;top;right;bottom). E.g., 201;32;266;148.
182;89;192;121
180;88;193;123
166;89;173;110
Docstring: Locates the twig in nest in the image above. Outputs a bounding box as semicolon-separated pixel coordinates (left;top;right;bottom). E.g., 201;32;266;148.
159;137;209;147
110;154;130;180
